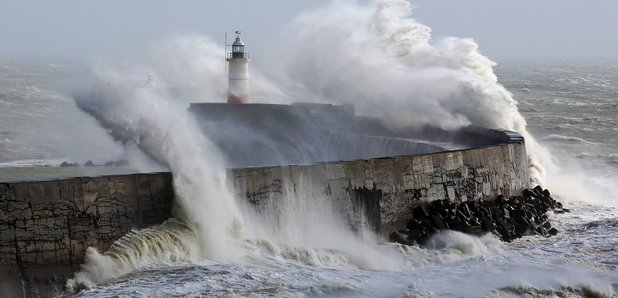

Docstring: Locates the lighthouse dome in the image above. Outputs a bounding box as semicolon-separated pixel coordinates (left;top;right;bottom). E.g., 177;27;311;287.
228;31;249;59
232;38;244;46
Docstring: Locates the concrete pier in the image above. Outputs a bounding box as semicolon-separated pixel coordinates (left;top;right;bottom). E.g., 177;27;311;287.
232;141;529;239
0;129;529;296
0;173;174;296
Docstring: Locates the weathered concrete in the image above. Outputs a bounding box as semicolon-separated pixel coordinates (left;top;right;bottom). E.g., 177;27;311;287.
232;141;529;238
0;172;174;296
0;134;528;296
0;172;173;269
0;142;528;267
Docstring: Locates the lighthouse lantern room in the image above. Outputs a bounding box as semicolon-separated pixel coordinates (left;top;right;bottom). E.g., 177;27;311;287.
226;31;250;104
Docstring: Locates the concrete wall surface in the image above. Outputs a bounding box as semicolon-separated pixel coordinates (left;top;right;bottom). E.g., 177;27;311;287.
0;173;173;270
0;141;528;296
0;143;529;268
232;142;530;238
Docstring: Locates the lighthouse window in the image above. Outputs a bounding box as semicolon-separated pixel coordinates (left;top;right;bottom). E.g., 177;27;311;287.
233;46;243;52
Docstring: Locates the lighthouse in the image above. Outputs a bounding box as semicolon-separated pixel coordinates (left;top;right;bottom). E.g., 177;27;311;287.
226;31;250;104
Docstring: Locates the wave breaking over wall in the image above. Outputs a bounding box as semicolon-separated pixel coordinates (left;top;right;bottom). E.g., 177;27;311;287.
64;0;565;292
268;0;551;184
66;218;198;291
66;62;245;289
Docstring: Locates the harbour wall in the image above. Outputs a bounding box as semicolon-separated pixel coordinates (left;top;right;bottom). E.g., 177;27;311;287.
0;139;528;295
232;141;529;240
0;173;174;297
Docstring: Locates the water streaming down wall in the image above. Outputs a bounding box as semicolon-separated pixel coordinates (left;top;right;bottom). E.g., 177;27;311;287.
0;103;529;296
0;141;527;259
231;140;529;240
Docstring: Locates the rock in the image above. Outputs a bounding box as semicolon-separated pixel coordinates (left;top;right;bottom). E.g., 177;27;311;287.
389;231;409;244
456;210;468;222
430;214;447;230
451;217;468;231
83;160;95;167
533;185;544;197
514;215;532;236
467;225;483;235
413;205;428;219
548;227;559;236
482;218;495;231
460;204;472;218
502;207;511;219
392;186;565;246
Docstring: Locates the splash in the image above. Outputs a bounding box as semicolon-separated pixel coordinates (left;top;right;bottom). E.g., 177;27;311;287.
237;172;406;271
67;45;245;289
76;61;244;258
424;230;503;256
66;219;198;291
64;0;613;293
268;0;551;184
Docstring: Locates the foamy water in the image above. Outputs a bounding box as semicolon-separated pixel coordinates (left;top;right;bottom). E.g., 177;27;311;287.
1;0;617;297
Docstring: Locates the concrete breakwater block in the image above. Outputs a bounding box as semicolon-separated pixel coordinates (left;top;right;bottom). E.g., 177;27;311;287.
390;186;568;245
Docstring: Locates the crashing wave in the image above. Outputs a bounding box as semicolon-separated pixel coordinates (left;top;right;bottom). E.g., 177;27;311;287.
543;134;595;145
66;218;199;292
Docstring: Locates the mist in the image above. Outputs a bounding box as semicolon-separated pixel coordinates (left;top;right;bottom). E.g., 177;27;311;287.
10;0;610;295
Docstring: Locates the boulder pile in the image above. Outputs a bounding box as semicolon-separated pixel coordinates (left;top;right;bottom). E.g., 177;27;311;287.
390;186;568;245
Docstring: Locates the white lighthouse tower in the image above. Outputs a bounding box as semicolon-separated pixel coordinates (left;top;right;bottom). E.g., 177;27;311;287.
226;31;250;104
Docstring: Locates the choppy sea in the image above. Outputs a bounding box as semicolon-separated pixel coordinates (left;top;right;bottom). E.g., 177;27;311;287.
1;59;617;297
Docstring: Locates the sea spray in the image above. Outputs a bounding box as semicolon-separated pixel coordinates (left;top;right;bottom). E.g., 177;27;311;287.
67;62;245;289
64;8;547;288
66;218;198;291
236;170;399;270
269;0;552;185
62;1;615;294
233;169;505;272
149;34;288;105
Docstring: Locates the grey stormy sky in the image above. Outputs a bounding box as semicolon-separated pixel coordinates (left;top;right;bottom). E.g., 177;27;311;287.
0;0;617;62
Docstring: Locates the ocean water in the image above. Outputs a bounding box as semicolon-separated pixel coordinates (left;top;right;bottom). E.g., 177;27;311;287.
1;59;617;297
2;1;618;295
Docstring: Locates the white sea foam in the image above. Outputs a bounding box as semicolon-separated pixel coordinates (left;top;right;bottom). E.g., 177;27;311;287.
0;158;67;168
542;134;596;145
66;219;199;291
266;0;551;185
62;0;618;295
424;230;504;256
66;58;245;290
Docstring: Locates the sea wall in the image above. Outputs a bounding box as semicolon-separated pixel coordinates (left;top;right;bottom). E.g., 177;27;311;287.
232;141;529;238
0;142;529;267
189;102;449;168
0;138;528;296
0;173;174;296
